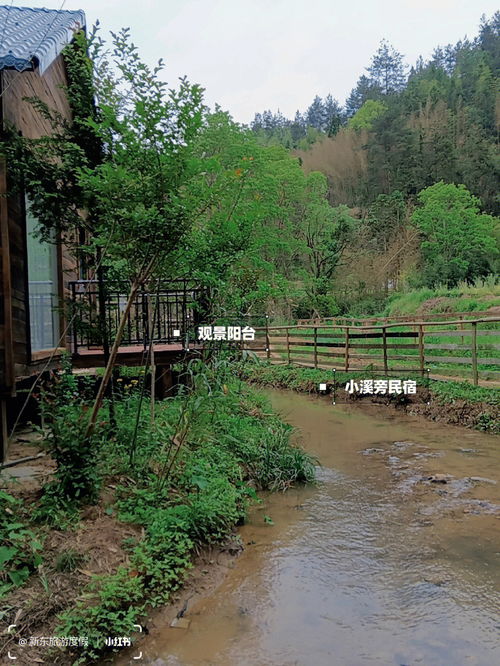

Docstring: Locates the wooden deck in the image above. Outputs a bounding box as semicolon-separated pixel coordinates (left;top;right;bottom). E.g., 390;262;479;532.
72;343;202;368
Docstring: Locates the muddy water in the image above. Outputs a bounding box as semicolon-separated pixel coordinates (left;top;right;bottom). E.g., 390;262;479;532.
133;392;500;666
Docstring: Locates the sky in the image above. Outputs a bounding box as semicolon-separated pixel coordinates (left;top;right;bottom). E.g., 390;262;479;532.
14;0;500;124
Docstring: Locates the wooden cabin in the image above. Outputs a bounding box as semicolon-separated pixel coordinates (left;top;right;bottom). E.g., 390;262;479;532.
0;7;209;463
0;5;86;460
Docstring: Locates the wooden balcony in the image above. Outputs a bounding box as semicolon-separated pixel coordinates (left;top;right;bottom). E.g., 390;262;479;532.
69;279;207;368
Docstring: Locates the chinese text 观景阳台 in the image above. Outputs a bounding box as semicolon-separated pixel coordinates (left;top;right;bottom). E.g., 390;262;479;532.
197;326;255;341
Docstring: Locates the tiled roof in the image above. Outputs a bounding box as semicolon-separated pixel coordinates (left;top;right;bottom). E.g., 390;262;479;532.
0;5;85;74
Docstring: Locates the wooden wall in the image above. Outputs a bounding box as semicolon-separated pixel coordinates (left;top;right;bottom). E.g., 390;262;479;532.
0;54;77;396
2;55;72;139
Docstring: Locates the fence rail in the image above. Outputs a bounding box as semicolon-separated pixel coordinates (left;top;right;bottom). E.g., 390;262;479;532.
69;279;207;354
243;317;500;385
297;310;497;326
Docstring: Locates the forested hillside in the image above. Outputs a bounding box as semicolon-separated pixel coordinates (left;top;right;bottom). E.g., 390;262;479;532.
240;12;499;317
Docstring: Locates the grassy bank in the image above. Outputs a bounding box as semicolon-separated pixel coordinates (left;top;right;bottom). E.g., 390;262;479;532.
238;362;499;434
0;361;314;665
382;279;500;317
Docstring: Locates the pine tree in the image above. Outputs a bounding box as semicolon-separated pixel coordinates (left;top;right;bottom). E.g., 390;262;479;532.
367;40;407;94
251;112;263;131
290;110;306;143
306;95;325;130
323;94;344;135
345;75;382;117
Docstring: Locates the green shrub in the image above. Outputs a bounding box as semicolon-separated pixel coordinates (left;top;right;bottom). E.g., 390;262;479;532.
57;568;146;663
0;490;43;594
34;406;103;524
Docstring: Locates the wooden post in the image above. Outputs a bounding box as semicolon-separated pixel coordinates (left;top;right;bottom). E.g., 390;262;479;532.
0;157;14;393
471;321;478;386
418;324;425;377
265;315;270;360
313;326;318;369
286;327;290;365
460;315;464;345
382;326;388;373
149;294;156;425
344;327;350;372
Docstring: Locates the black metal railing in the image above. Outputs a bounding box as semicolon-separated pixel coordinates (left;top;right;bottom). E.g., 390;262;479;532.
69;279;207;354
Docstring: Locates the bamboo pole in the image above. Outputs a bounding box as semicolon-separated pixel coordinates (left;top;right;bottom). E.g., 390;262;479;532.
84;279;141;440
471;321;478;386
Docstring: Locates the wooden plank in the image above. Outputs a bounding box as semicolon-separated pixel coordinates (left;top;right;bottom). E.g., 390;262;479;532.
0;156;14;392
296;310;496;326
350;331;418;339
424;355;500;365
263;317;499;332
420;329;499;337
424;356;471;364
350;353;418;361
286;331;345;338
262;336;418;349
2;56;72;139
425;343;476;351
340;343;418;349
315;350;346;358
426;342;500;351
478;370;500;378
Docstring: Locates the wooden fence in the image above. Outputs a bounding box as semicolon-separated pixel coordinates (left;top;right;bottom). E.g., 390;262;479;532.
244;317;500;385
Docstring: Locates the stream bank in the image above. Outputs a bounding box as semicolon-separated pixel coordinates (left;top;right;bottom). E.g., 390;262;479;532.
1;374;314;665
117;388;500;666
239;362;500;433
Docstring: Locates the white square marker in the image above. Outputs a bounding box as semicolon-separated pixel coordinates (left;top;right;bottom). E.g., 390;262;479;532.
173;330;181;337
319;383;327;391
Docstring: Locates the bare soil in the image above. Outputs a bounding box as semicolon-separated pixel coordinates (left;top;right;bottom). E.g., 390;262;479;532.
0;433;141;666
0;433;243;666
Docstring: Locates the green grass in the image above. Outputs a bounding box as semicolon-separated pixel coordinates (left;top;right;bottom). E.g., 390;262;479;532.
383;278;500;317
5;364;315;664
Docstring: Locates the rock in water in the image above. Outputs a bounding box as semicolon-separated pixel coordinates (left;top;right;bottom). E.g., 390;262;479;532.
170;617;191;629
427;473;450;484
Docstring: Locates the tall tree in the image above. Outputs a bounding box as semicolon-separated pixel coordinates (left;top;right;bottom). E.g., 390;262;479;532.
367;39;407;94
412;182;498;286
345;74;382;117
306;95;326;130
323;94;344;135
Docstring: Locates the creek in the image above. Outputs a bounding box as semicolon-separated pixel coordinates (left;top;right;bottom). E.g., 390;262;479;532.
120;390;500;666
